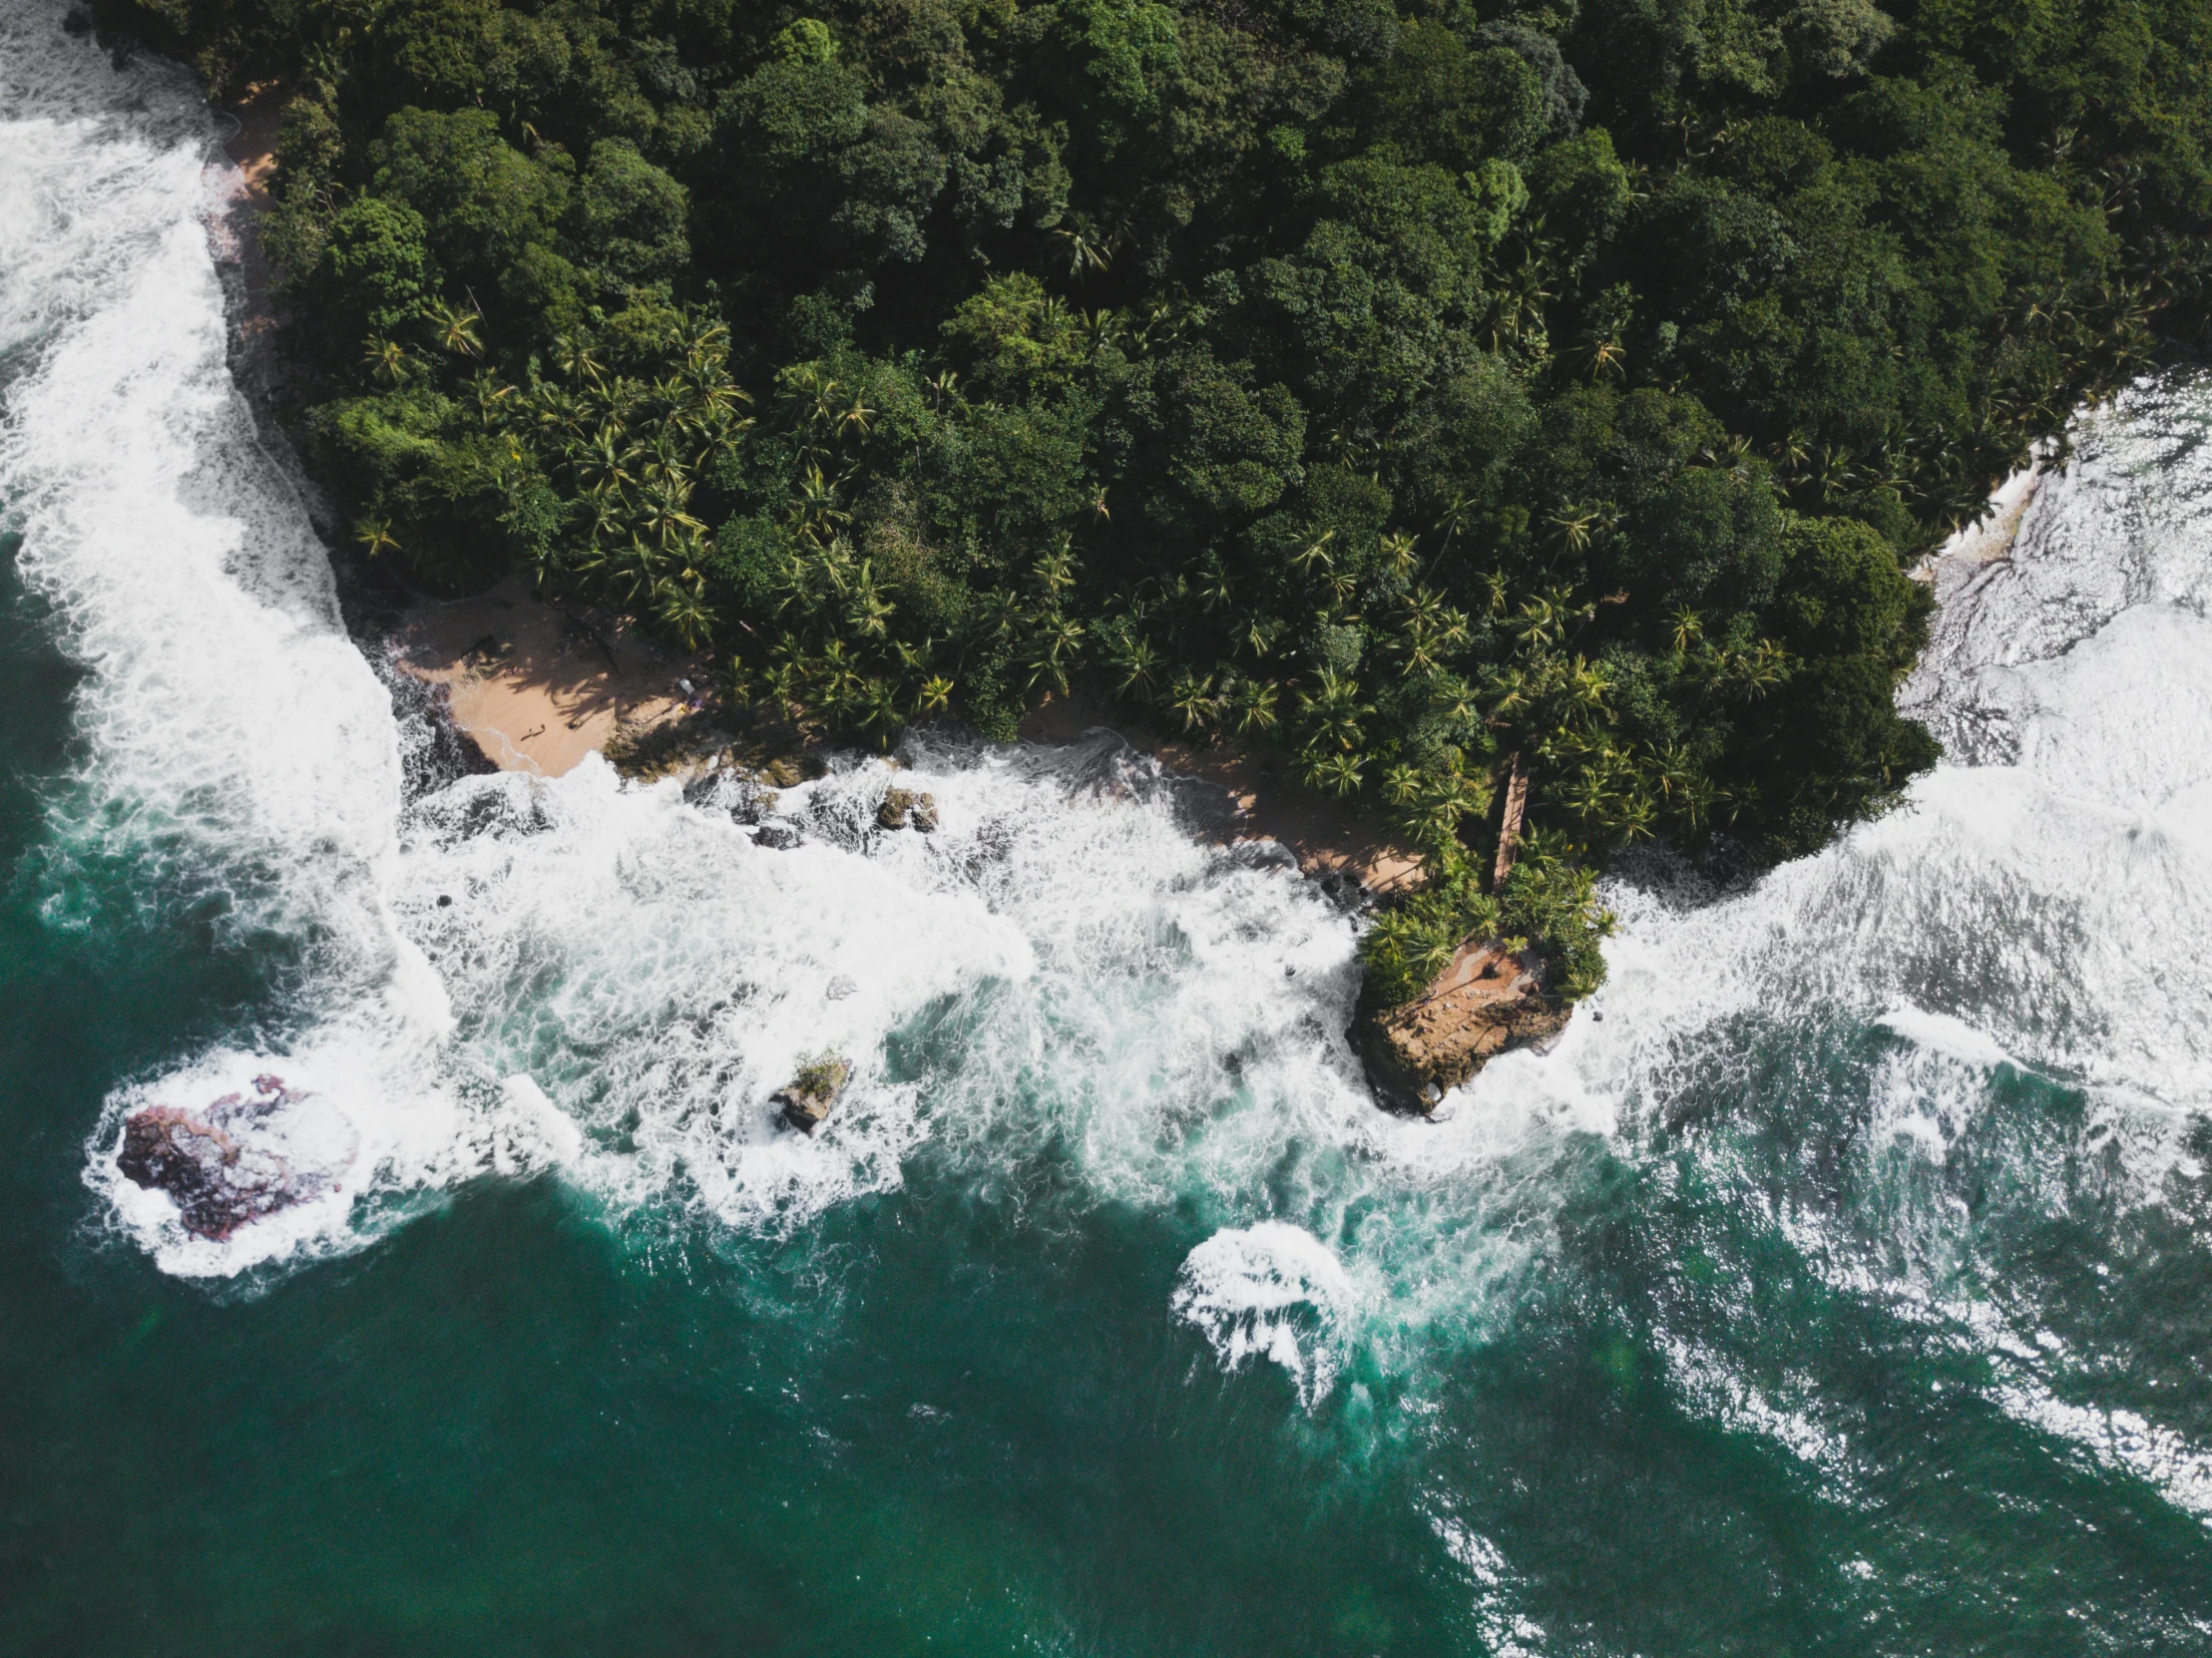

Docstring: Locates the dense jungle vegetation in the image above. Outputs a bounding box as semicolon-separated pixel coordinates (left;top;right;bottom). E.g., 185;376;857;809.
92;0;2212;1002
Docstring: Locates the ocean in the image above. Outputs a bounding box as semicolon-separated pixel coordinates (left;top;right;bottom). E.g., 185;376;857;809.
3;7;2210;1652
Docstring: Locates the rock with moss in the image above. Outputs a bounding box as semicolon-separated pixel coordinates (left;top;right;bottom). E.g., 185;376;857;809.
1351;939;1571;1112
877;788;939;831
1350;839;1609;1112
773;1052;853;1134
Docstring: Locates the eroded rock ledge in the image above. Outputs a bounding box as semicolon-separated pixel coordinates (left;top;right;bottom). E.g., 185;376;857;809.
1351;938;1569;1114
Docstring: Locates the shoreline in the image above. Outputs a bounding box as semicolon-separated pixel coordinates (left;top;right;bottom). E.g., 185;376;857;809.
385;576;1426;893
1917;457;2047;593
209;104;1423;893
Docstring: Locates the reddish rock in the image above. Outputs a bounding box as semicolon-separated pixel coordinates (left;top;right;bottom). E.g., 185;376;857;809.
1353;939;1569;1113
116;1075;305;1239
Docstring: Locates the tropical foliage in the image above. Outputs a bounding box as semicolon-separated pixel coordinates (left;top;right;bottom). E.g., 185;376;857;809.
99;0;2212;1001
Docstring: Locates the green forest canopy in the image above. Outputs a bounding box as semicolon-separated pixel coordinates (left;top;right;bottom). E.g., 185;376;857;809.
95;0;2212;1003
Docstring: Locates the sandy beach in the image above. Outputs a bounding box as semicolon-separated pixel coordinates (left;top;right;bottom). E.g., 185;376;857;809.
389;577;1424;890
1017;685;1425;893
389;578;701;776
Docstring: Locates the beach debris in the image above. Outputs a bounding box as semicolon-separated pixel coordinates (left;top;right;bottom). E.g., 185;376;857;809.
773;1053;853;1134
877;788;939;831
1350;938;1568;1113
116;1074;317;1240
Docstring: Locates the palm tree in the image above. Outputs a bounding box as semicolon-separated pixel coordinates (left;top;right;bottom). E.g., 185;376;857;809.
1112;634;1161;697
422;299;484;358
849;678;900;746
362;338;414;387
1297;669;1371;755
576;424;639;496
1230;678;1280;735
1290;531;1336;579
1303;750;1364;797
551;332;606;388
637;478;705;552
791;464;850;542
1168;670;1217;733
1023;612;1087;693
1547;506;1598;556
840;561;896;640
656;583;714;650
1055;221;1117;278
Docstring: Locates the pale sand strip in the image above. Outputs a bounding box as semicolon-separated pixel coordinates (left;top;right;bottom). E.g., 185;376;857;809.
1019;686;1426;894
391;579;696;777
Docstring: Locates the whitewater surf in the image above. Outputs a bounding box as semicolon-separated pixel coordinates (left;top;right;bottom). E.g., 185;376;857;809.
6;7;2212;1650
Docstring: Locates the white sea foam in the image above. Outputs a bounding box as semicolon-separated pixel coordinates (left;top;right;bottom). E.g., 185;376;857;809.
11;0;2212;1537
1171;1221;1356;1407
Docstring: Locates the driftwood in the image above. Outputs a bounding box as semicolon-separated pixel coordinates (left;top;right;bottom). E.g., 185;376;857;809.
1492;751;1529;890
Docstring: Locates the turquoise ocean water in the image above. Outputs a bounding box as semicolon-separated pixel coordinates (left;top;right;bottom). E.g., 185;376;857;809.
5;10;2212;1652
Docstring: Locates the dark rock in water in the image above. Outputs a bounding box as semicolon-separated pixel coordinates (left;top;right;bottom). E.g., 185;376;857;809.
372;650;499;799
773;1054;853;1134
877;788;939;832
116;1075;306;1239
1351;939;1570;1113
754;819;804;850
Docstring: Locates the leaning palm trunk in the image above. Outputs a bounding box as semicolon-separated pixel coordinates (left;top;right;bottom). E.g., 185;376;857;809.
1492;751;1529;890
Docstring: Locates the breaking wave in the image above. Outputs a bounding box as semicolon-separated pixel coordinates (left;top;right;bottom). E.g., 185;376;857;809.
7;0;2212;1582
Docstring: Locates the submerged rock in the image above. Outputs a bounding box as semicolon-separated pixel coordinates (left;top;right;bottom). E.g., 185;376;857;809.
773;1054;853;1134
116;1075;308;1239
1351;939;1570;1113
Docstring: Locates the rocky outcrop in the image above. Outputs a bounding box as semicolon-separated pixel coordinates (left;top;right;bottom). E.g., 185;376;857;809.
1352;939;1569;1113
116;1075;308;1239
877;788;939;831
774;1055;853;1134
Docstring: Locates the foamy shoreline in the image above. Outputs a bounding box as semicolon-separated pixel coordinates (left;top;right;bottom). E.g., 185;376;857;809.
214;89;1424;895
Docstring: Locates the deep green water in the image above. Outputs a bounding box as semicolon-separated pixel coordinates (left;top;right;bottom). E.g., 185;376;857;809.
6;11;2212;1654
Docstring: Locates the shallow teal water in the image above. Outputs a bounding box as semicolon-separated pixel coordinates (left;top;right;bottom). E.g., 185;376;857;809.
6;11;2212;1653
